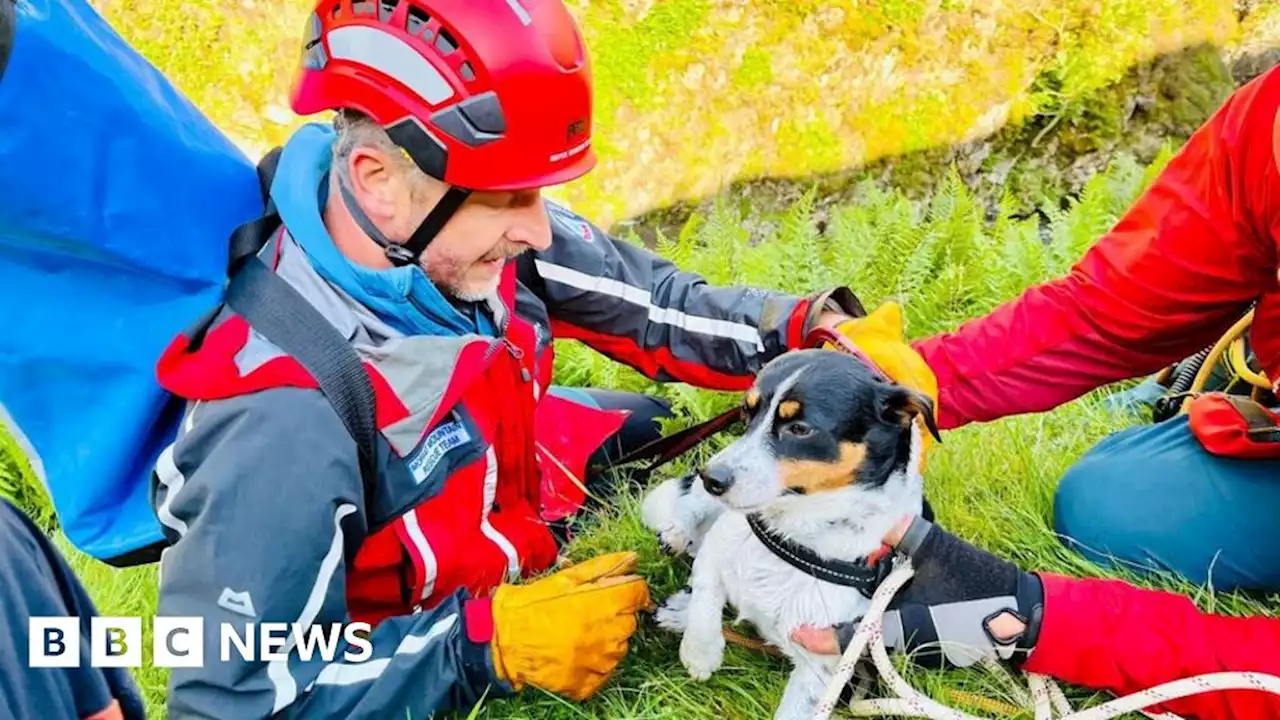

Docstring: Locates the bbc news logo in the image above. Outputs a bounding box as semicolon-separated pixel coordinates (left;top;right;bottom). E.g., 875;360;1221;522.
29;618;373;668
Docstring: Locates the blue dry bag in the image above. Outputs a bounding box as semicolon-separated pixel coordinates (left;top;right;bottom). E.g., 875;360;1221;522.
0;0;265;564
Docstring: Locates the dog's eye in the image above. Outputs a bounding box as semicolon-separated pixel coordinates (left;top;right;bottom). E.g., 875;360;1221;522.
783;422;813;438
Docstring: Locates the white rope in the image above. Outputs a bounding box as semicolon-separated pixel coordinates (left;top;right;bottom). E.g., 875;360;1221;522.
811;560;1280;720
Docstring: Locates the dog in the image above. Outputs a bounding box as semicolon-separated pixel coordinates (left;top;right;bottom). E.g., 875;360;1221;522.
640;347;940;720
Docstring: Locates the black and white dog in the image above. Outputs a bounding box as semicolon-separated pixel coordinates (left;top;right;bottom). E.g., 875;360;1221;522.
641;348;940;720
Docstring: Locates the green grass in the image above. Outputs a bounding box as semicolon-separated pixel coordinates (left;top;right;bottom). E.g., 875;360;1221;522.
5;149;1279;719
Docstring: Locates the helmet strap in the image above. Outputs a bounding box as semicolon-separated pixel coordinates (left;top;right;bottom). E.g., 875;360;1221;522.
334;162;470;268
393;185;471;267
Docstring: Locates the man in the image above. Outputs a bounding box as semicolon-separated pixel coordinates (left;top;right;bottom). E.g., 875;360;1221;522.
0;497;148;720
149;1;861;718
794;64;1280;720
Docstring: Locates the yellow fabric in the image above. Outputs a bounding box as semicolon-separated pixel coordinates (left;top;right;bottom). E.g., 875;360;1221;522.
830;302;940;458
490;551;651;701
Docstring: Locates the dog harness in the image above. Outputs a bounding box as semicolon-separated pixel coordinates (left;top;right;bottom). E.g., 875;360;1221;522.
746;514;895;598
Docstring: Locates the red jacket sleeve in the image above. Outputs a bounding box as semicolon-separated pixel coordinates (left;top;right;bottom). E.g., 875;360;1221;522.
1024;574;1280;720
913;67;1280;430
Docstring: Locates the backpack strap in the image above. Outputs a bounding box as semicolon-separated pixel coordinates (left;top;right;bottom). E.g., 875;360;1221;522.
225;248;381;513
191;145;381;513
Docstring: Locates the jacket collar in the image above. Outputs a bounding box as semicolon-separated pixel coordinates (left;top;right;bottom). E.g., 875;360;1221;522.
268;122;497;339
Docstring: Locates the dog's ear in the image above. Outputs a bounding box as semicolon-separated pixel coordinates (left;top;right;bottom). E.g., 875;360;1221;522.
878;384;942;443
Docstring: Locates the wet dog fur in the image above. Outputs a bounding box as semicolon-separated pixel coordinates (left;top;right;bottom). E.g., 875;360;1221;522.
640;348;940;720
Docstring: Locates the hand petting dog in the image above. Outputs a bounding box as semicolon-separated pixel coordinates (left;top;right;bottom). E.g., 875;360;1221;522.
795;301;1048;670
822;301;942;461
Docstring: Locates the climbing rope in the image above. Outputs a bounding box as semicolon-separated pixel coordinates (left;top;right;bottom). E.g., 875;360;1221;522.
811;560;1280;720
1183;310;1268;405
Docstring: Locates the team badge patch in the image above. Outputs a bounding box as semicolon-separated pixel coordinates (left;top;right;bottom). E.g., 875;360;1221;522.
407;420;472;486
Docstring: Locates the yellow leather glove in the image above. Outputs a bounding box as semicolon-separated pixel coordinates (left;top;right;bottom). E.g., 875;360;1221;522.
829;302;941;459
489;551;651;701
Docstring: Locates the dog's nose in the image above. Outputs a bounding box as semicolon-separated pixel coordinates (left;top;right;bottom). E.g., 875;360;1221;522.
699;465;733;496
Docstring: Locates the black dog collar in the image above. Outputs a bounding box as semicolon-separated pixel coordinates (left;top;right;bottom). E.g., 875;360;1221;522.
747;514;894;598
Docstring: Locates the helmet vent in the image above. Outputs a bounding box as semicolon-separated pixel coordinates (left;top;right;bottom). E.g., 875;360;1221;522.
352;1;375;17
406;5;432;36
459;62;475;83
378;0;399;22
435;28;458;55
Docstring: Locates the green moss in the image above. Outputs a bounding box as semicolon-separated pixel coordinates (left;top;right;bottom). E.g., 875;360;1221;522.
1163;44;1237;126
95;0;1243;227
584;0;711;118
776;117;844;175
733;46;774;89
93;0;310;156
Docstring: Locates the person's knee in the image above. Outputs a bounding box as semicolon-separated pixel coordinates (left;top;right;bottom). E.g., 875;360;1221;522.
1052;450;1136;568
620;394;673;445
565;387;674;450
1052;417;1280;591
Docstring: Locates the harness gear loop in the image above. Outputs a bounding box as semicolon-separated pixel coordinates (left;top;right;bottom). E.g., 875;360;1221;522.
1156;308;1271;420
1183;309;1264;410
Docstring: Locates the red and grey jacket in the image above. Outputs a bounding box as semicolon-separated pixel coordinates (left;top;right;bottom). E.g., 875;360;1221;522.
151;199;850;719
915;66;1280;719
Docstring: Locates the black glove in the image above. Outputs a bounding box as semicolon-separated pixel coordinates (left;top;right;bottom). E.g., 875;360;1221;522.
833;517;1044;670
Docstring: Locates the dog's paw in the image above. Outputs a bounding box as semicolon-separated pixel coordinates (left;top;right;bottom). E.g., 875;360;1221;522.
679;629;725;681
654;587;691;634
640;476;698;556
656;527;696;557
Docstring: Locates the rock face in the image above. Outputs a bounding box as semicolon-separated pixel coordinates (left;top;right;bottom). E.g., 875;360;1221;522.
554;0;1246;228
95;0;1273;230
624;42;1244;247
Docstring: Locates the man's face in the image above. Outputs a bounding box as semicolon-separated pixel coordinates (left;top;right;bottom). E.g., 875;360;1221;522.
344;145;554;301
419;187;552;301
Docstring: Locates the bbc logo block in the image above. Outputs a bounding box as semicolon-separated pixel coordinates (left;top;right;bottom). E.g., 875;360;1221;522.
28;617;371;668
154;617;204;668
30;617;204;668
29;618;80;668
90;617;142;667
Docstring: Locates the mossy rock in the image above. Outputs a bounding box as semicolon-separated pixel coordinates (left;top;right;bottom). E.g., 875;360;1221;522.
627;40;1241;244
91;0;1243;228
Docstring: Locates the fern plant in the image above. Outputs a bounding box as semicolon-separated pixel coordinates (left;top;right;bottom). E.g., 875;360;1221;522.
552;150;1167;432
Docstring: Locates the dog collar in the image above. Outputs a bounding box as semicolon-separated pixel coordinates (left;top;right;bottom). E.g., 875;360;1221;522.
803;326;892;383
747;514;895;598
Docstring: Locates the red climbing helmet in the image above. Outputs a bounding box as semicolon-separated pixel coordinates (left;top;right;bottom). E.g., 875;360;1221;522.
290;0;596;265
293;0;595;191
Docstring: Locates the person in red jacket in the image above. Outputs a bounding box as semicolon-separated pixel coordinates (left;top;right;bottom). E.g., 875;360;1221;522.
794;64;1280;720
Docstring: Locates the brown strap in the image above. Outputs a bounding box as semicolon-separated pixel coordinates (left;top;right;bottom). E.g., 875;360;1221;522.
599;406;741;478
721;625;786;658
